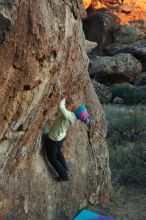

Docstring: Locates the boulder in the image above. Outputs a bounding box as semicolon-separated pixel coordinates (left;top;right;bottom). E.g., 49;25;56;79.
106;39;146;57
85;40;97;54
0;0;21;44
112;96;124;104
129;20;146;33
106;40;146;71
83;9;119;55
0;1;110;220
89;53;142;83
92;80;112;104
0;11;11;43
113;25;146;44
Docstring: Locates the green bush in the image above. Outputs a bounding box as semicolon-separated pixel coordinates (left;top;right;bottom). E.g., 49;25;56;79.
135;72;146;86
104;104;146;187
111;83;134;103
111;84;146;104
109;185;124;205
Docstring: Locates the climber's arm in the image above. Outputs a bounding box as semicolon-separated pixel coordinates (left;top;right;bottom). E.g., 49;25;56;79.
59;98;77;124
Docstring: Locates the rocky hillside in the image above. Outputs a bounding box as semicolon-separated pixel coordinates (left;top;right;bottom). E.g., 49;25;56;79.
82;5;146;219
83;8;146;104
0;1;111;220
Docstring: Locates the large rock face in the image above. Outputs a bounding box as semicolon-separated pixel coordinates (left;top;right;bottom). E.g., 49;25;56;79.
0;1;110;220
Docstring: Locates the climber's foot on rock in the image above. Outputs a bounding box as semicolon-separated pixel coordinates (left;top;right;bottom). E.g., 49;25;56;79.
56;176;69;182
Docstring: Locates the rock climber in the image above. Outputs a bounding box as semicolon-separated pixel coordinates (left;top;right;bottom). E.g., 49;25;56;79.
45;98;90;182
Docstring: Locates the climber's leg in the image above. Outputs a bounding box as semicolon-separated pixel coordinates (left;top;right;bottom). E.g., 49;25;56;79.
57;147;68;171
45;137;68;180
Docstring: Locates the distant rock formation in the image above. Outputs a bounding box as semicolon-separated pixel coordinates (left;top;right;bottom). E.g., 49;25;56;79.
113;25;146;44
106;39;146;71
89;53;142;83
83;10;119;55
92;80;112;103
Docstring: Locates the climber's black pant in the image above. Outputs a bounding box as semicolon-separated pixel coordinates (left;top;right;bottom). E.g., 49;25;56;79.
45;136;68;179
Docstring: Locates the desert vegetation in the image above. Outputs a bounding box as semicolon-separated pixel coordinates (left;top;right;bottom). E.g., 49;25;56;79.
104;104;146;187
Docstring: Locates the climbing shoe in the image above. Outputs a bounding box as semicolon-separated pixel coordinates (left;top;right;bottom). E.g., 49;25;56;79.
57;176;69;182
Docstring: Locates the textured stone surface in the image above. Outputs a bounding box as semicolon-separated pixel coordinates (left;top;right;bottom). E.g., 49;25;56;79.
112;96;124;104
0;0;21;43
85;39;97;53
89;53;142;83
83;10;119;55
0;1;110;220
106;39;146;56
129;20;146;33
106;39;146;71
113;25;145;44
92;80;112;104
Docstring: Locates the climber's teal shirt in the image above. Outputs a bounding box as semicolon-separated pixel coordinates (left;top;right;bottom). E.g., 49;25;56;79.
48;99;77;141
